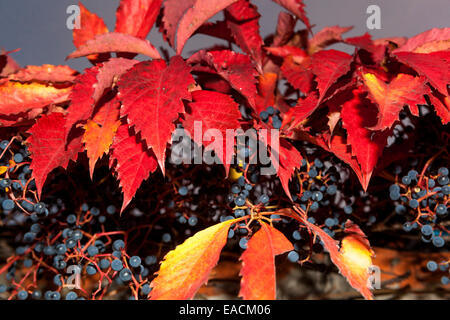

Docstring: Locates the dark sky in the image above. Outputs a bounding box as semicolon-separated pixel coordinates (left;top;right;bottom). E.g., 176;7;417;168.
0;0;448;71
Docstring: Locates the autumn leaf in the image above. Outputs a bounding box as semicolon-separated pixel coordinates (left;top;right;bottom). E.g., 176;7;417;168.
0;80;71;116
266;46;308;59
272;11;296;47
189;50;258;109
65;58;138;140
303;217;374;300
308;25;353;54
341;88;388;190
27;112;83;198
394;27;450;54
92;58;139;104
118;56;195;173
428;90;450;124
254;72;277;116
115;0;162;39
311;49;353;104
239;222;293;300
150;219;238;299
345;33;387;64
270;138;303;201
271;0;310;30
394;51;450;96
110;124;159;212
8;65;78;83
83;96;121;178
281;56;313;94
361;72;428;129
67;32;161;60
281;93;319;130
73;2;109;63
183;90;242;176
225;0;264;68
172;0;239;54
64;67;99;138
0;51;20;77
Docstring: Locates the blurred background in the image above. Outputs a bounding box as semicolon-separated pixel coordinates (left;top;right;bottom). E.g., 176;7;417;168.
0;0;449;71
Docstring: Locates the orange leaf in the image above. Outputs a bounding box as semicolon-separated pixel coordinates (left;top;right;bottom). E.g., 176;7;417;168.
304;217;374;300
0;81;71;115
254;72;277;116
8;64;78;83
150;219;238;299
83;97;121;178
239;222;293;300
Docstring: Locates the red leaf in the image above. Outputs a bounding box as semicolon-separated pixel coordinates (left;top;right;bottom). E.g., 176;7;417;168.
183;90;241;176
272;11;296;47
281;56;313;94
150;219;238;299
311;50;353;103
65;67;99;137
341;88;388;190
73;2;108;48
195;21;234;42
281;93;319;130
65;58;139;138
272;138;303;201
361;72;428;129
189;50;258;109
239;222;293;300
266;46;307;59
297;133;366;194
118;56;195;173
271;0;310;30
27;113;83;198
225;0;264;68
162;0;239;54
92;58;140;103
8;65;78;83
115;0;162;39
428;91;450;124
0;52;20;77
0;80;72;116
394;51;450;96
110;124;158;212
67;32;161;60
394;28;450;54
308;25;353;53
73;2;109;63
161;0;195;46
344;33;385;63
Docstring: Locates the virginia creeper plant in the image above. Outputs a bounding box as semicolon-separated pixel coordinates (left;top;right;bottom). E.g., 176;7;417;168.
0;0;448;300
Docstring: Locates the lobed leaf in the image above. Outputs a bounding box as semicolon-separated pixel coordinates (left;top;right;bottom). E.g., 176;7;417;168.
110;124;159;212
118;56;195;173
27;112;83;198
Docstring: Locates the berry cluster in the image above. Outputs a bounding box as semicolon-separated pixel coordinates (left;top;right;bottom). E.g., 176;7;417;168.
388;165;449;248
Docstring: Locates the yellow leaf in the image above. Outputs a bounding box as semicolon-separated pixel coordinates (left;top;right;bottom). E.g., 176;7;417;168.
150;219;238;300
0;166;8;175
340;235;374;273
